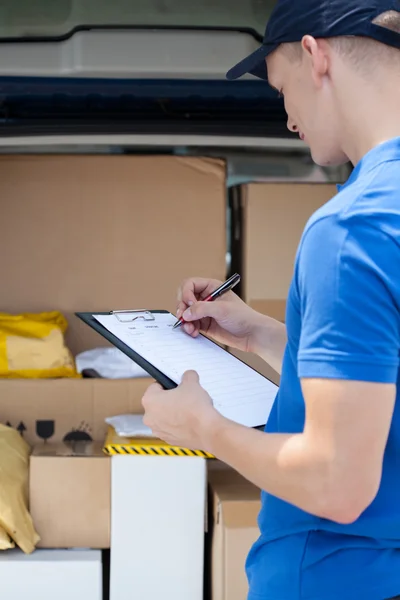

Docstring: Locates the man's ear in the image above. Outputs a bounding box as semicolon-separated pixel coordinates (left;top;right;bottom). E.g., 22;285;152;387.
301;35;330;88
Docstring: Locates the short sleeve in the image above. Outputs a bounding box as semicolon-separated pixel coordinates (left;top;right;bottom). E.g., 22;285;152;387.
297;218;400;383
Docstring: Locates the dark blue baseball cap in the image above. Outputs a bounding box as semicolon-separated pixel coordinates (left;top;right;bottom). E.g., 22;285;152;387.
226;0;400;80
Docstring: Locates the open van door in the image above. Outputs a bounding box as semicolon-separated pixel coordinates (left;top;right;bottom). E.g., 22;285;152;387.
0;0;298;141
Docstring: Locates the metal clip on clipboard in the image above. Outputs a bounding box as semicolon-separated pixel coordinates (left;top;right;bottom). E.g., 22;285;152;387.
110;309;156;323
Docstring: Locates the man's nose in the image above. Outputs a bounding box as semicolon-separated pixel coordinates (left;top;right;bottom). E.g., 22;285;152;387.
287;117;298;133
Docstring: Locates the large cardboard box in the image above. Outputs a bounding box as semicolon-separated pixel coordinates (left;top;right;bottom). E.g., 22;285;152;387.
0;549;102;600
208;463;261;600
29;442;111;549
0;378;151;446
0;155;226;353
241;183;337;321
0;155;227;444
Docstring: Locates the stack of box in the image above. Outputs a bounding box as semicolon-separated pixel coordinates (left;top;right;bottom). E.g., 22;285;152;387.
0;154;227;598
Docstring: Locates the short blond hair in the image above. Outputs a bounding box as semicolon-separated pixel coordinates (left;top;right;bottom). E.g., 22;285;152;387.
282;10;400;68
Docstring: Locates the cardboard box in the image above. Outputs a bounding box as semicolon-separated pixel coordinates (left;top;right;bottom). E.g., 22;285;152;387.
0;155;226;354
249;299;287;323
208;462;261;600
0;377;151;446
0;154;227;444
241;183;337;316
0;549;102;600
29;442;111;549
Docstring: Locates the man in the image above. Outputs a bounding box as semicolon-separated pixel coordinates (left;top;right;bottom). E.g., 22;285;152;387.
142;1;400;598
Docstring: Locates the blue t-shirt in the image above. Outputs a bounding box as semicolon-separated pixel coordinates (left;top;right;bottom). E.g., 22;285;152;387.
246;138;400;600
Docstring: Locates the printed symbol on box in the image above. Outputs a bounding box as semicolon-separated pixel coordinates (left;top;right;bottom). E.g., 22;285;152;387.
17;422;26;437
63;422;93;442
36;420;55;443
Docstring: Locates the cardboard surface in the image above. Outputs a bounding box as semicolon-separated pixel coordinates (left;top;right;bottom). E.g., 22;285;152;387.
110;455;206;600
0;549;102;600
0;377;151;446
242;183;337;305
29;442;111;549
249;299;286;323
0;155;226;355
208;462;261;600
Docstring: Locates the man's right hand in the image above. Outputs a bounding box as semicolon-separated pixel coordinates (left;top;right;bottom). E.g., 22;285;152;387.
176;277;261;352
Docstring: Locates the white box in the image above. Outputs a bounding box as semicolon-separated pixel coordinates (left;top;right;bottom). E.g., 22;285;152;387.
110;455;206;600
0;549;102;600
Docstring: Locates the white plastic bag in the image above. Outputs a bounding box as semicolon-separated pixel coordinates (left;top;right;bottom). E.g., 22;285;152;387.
105;414;155;438
76;347;150;379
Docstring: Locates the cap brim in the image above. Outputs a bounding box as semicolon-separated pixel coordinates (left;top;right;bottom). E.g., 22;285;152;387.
226;44;277;81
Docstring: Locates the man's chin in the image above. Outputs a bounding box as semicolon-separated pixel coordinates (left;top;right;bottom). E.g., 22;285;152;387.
310;147;350;168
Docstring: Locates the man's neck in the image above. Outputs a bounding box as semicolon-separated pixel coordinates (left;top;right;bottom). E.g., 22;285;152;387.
338;75;400;165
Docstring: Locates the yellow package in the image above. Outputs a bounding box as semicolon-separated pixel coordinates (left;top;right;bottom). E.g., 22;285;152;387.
0;311;80;378
0;526;15;550
0;425;40;553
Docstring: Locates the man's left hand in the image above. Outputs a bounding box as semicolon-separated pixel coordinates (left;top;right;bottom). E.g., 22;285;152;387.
142;370;222;451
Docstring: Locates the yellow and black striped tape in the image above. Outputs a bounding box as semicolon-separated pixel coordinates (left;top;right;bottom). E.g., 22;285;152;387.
103;444;214;458
103;427;215;459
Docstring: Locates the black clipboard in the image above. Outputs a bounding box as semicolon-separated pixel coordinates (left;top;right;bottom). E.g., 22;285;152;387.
76;310;178;390
76;309;277;429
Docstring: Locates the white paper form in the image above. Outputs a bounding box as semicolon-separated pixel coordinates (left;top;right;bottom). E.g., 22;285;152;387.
94;313;278;428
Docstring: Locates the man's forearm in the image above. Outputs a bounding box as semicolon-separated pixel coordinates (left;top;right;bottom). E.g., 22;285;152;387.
249;313;287;374
205;417;363;524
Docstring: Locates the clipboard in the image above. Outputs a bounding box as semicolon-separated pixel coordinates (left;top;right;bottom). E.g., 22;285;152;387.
76;310;177;390
76;309;278;429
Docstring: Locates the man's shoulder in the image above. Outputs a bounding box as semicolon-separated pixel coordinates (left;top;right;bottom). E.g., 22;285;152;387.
303;161;400;243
